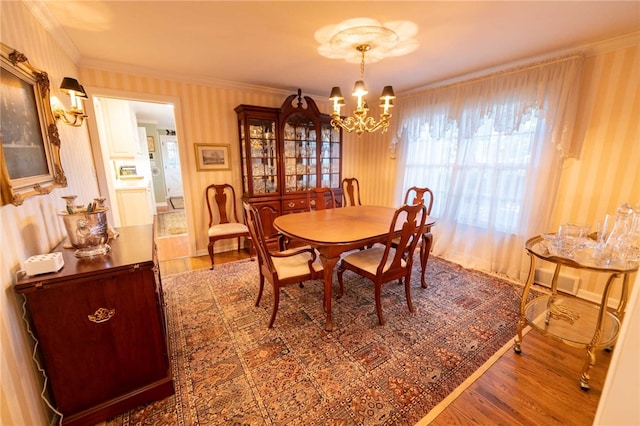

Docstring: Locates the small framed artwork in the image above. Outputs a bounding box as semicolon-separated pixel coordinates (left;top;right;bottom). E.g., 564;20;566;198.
194;144;231;171
147;136;155;152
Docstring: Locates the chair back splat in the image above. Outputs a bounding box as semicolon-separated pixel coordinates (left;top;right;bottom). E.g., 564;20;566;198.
307;187;336;210
396;186;435;288
337;203;427;325
403;186;434;215
205;183;251;269
341;177;362;207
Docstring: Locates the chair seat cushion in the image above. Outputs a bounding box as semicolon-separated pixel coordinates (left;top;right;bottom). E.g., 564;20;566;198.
342;246;406;275
272;251;323;279
208;222;249;237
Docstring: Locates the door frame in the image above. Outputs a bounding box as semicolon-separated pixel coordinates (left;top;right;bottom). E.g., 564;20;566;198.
84;87;195;257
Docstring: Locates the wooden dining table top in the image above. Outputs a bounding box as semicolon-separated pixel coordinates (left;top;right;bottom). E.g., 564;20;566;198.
273;205;436;246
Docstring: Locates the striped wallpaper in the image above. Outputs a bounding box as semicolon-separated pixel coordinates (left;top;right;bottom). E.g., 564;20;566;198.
551;42;639;299
1;1;638;423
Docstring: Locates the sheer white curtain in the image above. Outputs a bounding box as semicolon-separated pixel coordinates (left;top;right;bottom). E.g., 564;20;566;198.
395;55;584;281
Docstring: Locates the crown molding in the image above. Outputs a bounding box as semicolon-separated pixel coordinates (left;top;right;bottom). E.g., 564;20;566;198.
23;0;81;63
403;31;640;95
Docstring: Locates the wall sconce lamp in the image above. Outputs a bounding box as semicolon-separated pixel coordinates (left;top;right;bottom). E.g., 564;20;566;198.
52;77;88;127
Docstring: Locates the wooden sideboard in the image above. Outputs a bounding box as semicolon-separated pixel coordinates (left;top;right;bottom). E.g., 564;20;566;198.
14;225;173;426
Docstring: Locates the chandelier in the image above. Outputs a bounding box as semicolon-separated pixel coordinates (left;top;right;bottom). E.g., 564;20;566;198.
328;26;398;136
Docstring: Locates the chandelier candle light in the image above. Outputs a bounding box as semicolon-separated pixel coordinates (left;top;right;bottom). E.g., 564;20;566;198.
329;26;398;136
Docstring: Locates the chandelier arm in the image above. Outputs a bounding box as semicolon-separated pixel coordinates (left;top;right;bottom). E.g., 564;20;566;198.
331;114;391;135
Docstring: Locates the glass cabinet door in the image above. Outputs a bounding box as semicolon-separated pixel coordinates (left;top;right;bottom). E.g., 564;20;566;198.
244;118;278;195
320;123;341;188
283;113;317;193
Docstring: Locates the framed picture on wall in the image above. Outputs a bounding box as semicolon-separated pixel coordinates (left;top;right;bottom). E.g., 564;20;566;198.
0;42;67;206
194;144;231;171
147;136;155;152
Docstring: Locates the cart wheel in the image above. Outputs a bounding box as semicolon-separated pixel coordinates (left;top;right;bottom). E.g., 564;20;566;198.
579;378;590;391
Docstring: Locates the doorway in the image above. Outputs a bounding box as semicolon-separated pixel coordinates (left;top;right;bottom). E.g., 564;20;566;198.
87;93;191;258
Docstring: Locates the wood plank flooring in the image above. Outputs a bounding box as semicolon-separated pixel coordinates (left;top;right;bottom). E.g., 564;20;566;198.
155;234;611;425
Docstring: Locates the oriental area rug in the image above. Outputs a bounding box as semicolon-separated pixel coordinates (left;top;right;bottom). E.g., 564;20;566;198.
106;255;530;425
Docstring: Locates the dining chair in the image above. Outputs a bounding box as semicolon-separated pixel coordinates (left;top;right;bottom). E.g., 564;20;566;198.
337;203;427;325
393;186;435;288
341;177;362;207
205;183;251;269
243;202;324;328
307;187;336;210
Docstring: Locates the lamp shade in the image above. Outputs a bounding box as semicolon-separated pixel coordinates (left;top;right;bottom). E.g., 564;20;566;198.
379;85;395;100
60;77;85;96
77;85;89;99
352;80;368;97
329;86;344;101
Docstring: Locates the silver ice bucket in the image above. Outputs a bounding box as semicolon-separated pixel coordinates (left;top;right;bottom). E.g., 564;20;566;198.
58;208;111;257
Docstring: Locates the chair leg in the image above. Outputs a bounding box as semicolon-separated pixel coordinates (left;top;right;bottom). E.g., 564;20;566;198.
404;272;414;313
374;280;385;325
247;238;255;262
336;263;345;299
208;239;215;270
255;274;265;307
268;286;280;328
420;232;433;288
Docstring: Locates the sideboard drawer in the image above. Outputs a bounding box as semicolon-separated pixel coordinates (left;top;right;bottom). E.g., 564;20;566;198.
282;198;309;213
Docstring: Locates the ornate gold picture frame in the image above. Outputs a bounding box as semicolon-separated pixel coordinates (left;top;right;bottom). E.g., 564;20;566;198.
0;43;66;206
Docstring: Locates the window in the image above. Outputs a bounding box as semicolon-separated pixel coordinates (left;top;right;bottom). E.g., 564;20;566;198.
405;112;539;234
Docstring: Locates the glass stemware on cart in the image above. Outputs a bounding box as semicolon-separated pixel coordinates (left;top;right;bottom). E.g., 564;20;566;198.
540;202;640;268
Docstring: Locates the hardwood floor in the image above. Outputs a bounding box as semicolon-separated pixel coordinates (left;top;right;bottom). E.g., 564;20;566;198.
155;237;611;425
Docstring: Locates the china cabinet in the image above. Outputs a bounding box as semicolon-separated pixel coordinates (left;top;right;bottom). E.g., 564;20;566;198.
14;225;173;425
235;90;342;235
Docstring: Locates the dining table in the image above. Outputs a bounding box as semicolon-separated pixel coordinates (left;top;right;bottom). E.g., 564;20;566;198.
273;205;437;331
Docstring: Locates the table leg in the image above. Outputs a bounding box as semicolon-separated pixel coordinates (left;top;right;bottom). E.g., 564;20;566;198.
419;231;433;288
318;252;340;332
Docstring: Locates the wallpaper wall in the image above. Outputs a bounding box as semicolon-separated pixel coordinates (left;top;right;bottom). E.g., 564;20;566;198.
1;2;100;425
1;1;638;424
551;40;639;299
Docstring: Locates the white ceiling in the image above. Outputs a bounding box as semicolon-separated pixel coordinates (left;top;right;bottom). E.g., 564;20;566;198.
36;1;639;125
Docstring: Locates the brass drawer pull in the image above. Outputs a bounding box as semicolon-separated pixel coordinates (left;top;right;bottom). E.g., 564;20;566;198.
288;202;295;208
88;307;115;323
